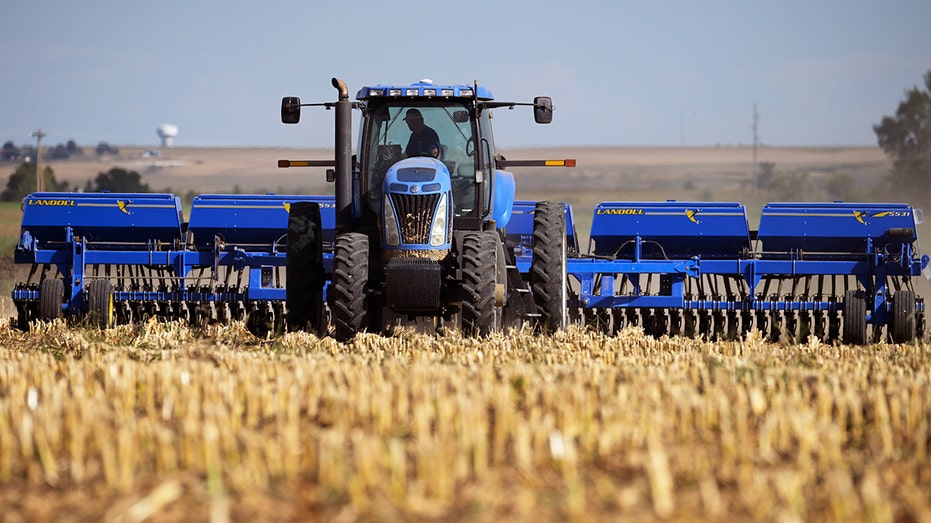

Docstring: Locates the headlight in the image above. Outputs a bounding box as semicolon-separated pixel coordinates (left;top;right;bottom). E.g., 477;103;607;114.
384;194;401;246
429;193;449;247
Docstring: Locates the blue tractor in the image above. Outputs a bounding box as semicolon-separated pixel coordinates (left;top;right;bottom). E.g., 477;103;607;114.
279;78;574;340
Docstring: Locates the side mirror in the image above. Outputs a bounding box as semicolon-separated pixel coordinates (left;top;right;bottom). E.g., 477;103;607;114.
533;96;553;124
453;110;470;123
281;96;301;124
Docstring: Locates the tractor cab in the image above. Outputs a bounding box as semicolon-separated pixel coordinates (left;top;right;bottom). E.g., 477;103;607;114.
354;81;501;255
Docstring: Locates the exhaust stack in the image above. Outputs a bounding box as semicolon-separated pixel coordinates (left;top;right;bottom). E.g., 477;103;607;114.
332;77;353;232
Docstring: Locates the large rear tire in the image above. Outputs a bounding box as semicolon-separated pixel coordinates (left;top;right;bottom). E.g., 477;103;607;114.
843;289;867;345
461;231;499;336
38;278;64;321
87;279;115;328
286;202;325;334
892;290;916;343
330;233;369;342
531;201;568;333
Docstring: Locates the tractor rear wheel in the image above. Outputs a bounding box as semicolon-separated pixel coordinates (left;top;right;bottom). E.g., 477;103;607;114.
330;233;369;342
843;289;867;345
38;278;64;321
286;202;325;334
87;279;115;328
461;231;499;336
531;201;568;333
892;290;916;343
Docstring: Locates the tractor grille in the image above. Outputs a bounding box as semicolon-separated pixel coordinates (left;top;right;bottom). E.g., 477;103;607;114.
391;193;441;245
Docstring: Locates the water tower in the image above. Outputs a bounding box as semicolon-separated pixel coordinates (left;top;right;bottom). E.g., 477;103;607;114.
156;124;179;147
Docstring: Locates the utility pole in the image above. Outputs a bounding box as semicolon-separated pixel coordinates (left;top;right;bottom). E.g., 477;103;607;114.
32;129;46;192
751;104;759;194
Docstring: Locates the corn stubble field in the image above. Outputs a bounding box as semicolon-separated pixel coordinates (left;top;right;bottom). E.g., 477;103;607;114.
1;319;930;522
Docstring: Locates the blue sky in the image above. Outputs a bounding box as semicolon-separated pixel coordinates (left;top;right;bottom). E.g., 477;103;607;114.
2;1;929;149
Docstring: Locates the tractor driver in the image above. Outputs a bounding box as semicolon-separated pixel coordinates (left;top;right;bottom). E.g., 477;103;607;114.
403;109;442;159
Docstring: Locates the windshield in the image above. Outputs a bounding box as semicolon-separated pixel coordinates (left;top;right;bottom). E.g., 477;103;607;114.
363;102;477;216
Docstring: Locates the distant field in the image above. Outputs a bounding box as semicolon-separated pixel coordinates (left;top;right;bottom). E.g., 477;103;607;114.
6;145;893;199
1;144;904;230
1;148;931;521
2;145;929;310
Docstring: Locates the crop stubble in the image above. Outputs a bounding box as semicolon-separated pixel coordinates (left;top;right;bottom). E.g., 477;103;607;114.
0;320;929;522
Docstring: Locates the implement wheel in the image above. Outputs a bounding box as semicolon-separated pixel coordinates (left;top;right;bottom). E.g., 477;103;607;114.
584;308;612;334
892;291;916;343
38;278;64;321
330;233;369;342
843;289;867;345
87;279;115;328
461;231;499;336
531;201;568;333
286;202;325;334
15;302;30;331
246;301;277;339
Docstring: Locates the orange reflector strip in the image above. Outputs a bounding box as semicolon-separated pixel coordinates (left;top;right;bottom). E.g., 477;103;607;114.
543;159;577;167
279;160;319;168
279;159;337;169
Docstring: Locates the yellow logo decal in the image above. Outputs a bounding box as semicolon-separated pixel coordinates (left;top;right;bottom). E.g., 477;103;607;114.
284;202;291;213
596;208;644;215
29;199;76;207
117;200;132;215
855;210;909;224
685;209;701;224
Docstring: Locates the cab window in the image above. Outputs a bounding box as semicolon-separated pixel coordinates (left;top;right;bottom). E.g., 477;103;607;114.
363;103;477;216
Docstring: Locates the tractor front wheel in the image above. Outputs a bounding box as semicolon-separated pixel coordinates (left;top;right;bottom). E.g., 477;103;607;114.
461;231;499;336
330;233;370;342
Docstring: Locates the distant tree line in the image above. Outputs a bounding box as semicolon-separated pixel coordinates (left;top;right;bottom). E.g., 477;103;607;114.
0;163;68;200
1;141;34;162
1;165;149;201
1;140;119;162
82;167;149;193
873;70;931;201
